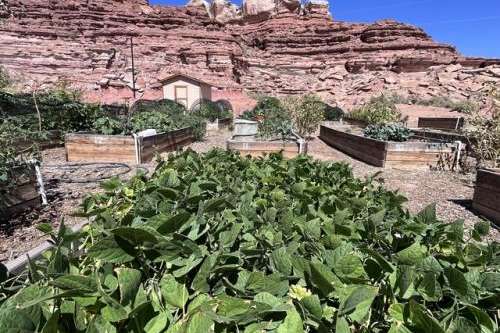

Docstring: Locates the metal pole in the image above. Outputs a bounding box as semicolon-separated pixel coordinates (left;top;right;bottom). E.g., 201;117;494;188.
131;37;136;99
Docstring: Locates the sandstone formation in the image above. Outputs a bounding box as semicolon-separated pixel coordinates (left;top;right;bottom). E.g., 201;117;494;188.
0;0;499;112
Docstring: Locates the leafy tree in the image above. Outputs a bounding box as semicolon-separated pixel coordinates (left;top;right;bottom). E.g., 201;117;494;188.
349;94;401;125
283;94;326;138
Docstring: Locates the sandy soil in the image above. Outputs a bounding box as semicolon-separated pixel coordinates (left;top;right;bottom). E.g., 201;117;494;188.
1;129;498;262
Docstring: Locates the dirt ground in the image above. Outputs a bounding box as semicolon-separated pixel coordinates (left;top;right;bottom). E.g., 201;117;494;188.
1;129;498;262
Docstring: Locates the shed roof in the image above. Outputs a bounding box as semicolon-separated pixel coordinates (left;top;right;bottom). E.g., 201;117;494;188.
158;73;218;87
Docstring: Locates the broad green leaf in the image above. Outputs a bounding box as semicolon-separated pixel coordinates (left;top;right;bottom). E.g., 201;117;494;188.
51;275;97;293
160;274;189;309
395;242;427;265
444;267;468;298
301;295;322;319
157;212;192;234
186;311;214;333
145;312;169;333
277;309;304;333
87;237;135;264
309;262;337;296
339;286;379;323
335;317;351;333
271;247;292;275
481;272;500;291
204;197;229;213
408;300;445;333
111;227;157;244
254;292;282;308
416;203;437;224
333;255;366;282
116;268;142;306
192;254;218;292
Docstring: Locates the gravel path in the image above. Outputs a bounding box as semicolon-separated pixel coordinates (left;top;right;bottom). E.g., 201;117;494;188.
1;129;497;262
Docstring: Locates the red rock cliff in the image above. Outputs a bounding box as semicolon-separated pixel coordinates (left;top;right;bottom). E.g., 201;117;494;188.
1;0;499;110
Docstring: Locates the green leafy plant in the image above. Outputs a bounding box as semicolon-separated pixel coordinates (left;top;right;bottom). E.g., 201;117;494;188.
363;124;411;142
324;105;344;121
349;95;401;125
241;96;293;139
129;100;206;140
282;94;326;138
92;116;124;135
1;149;498;332
196;101;232;122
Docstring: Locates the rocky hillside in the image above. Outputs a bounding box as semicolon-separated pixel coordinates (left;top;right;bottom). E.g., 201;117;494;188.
1;0;499;109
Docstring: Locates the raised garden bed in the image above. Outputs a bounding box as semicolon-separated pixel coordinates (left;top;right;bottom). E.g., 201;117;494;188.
65;127;194;164
319;125;456;169
1;164;41;222
206;117;232;132
473;168;500;224
417;117;464;130
227;138;307;158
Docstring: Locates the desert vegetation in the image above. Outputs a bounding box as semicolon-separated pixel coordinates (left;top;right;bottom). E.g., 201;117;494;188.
241;94;327;139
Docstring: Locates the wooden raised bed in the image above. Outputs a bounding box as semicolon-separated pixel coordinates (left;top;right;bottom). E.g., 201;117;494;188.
227;139;307;158
1;165;41;222
473;168;500;224
417;117;464;130
206;118;232;132
65;127;194;164
319;125;455;169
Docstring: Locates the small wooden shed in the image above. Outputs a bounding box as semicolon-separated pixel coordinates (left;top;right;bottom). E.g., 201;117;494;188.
160;74;213;109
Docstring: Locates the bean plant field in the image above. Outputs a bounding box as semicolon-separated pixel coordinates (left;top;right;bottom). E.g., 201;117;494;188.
1;149;498;333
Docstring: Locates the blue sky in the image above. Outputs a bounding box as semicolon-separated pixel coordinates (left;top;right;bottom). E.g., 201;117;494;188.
150;0;500;58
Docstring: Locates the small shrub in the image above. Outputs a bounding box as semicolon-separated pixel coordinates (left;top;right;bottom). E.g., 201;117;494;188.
92;116;123;135
349;95;401;125
240;96;293;139
283;94;326;137
363;124;411;142
324;105;344;121
197;101;232;122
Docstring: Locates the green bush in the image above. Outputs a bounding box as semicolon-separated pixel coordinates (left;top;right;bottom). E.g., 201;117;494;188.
349;95;401;125
128;99;206;140
363;124;411;142
324;105;344;121
0;150;498;332
196;101;232;122
92;116;123;135
283;94;326;137
241;96;293;139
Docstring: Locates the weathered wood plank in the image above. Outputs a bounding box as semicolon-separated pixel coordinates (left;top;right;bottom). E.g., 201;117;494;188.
319;126;387;167
227;139;304;158
473;169;500;225
418;117;464;130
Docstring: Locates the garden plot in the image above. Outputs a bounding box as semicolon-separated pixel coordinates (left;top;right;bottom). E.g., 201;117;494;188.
319;124;457;169
227;119;307;158
65;127;194;164
473;168;500;224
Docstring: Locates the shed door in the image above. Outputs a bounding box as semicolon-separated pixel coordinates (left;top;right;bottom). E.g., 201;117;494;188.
174;86;188;108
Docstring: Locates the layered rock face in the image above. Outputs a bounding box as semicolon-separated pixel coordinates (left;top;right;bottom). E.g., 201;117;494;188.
1;0;499;110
